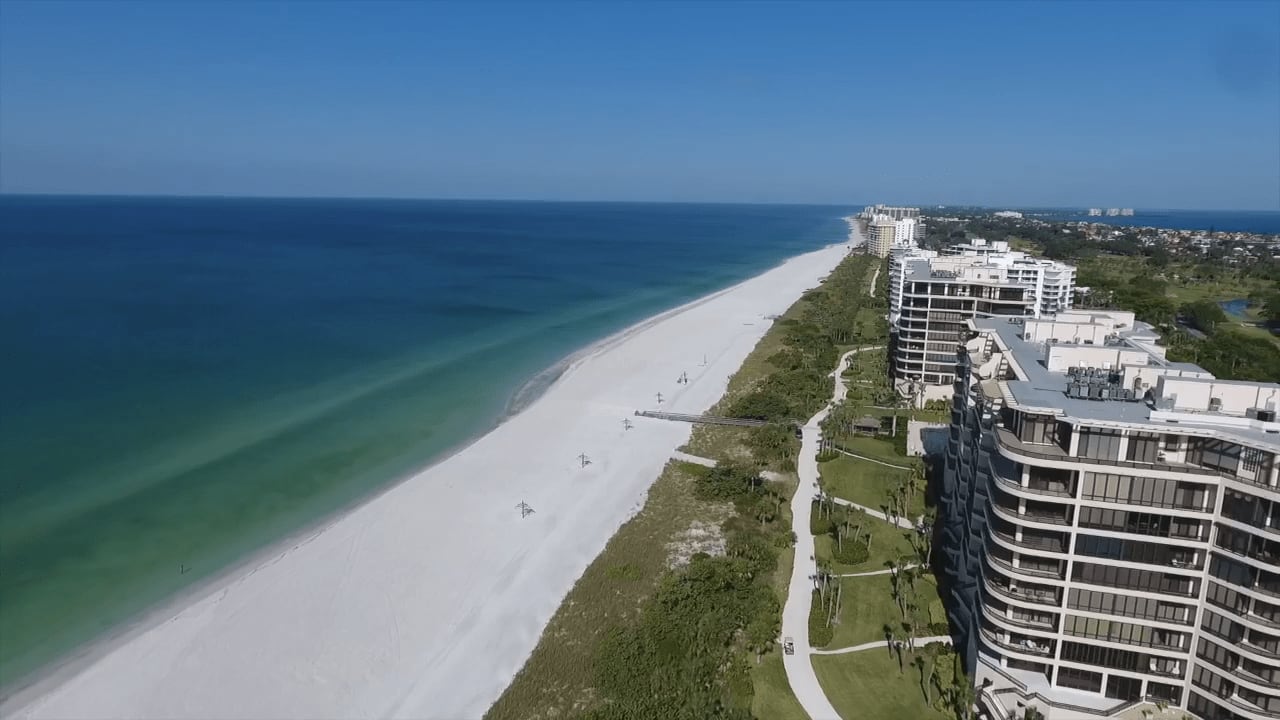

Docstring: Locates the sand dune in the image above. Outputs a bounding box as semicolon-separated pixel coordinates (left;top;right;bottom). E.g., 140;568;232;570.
8;243;849;720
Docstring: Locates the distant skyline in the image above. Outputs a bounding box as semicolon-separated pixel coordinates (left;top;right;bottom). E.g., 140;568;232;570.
1;1;1278;210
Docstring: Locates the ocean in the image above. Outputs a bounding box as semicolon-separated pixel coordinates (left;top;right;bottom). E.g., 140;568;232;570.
0;196;851;690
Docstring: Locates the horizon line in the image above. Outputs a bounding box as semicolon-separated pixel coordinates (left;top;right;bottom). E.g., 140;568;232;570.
1;191;1278;214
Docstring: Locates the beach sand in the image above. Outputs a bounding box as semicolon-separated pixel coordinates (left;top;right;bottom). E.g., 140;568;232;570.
5;243;849;720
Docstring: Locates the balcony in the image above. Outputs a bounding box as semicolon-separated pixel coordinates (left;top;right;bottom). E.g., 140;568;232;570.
982;601;1057;633
983;575;1060;608
985;548;1064;582
981;627;1054;657
992;526;1067;555
995;427;1222;478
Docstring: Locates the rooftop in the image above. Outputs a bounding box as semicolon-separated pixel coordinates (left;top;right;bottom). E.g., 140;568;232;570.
970;314;1280;452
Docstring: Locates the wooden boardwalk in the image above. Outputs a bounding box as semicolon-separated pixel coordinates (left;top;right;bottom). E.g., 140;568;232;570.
633;410;771;427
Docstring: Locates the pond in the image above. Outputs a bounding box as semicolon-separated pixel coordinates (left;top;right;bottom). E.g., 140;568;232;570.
1219;298;1249;318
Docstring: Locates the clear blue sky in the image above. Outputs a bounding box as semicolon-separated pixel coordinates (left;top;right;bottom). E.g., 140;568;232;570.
1;1;1278;209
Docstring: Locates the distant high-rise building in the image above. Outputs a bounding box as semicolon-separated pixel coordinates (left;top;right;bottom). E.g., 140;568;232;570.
1087;209;1103;217
860;204;921;221
889;239;1076;394
942;311;1280;720
868;216;898;257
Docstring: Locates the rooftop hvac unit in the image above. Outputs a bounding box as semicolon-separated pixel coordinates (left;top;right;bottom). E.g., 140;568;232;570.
1208;397;1223;412
1257;409;1276;423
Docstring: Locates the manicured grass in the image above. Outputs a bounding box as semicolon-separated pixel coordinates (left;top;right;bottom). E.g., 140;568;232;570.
826;574;947;649
484;460;731;720
813;515;915;574
819;454;925;520
750;650;809;720
836;435;914;466
825;573;898;647
813;647;952;720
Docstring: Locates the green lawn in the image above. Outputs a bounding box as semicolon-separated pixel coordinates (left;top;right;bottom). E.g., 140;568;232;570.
813;647;953;720
813;514;915;574
819;454;925;520
826;574;947;649
750;650;808;720
825;573;899;648
835;435;914;467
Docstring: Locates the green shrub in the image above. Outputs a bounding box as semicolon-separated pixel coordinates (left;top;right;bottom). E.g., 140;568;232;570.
693;463;762;501
831;539;869;566
810;503;834;535
809;590;833;648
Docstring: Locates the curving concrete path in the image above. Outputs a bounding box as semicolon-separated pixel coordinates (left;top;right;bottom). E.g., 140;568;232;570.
813;635;952;656
829;495;915;531
832;447;913;471
781;345;882;720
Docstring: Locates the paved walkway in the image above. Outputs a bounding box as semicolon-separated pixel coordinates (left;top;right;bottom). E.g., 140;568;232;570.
834;563;918;578
781;346;882;720
670;450;717;468
813;635;952;656
832;446;913;471
829;495;915;531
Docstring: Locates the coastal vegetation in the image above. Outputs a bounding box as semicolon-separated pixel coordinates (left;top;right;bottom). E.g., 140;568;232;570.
490;249;886;720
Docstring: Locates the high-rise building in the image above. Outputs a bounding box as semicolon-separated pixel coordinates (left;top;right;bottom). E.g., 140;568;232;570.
942;311;1280;720
860;204;921;221
868;216;899;258
889;241;1076;393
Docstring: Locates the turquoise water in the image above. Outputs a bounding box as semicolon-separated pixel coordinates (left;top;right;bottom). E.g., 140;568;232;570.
1219;298;1249;318
0;196;850;689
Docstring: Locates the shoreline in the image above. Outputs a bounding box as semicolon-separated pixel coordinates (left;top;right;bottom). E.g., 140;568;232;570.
4;241;850;720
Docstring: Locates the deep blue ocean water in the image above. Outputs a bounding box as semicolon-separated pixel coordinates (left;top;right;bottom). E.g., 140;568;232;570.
0;196;850;688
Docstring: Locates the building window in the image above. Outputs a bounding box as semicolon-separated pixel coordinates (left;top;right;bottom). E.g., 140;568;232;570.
1146;681;1181;706
1205;581;1249;615
1126;432;1160;463
1188;438;1242;474
1196;637;1238;672
1209;556;1254;589
1055;667;1102;693
1078;427;1121;461
1241;447;1271;474
1105;674;1142;701
1201;609;1245;644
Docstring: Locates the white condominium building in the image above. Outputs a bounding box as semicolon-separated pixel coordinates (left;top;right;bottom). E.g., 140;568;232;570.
860;204;921;221
868;215;917;257
942;311;1280;720
889;243;1077;389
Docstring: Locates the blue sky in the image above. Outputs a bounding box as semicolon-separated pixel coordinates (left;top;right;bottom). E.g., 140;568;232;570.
1;1;1277;209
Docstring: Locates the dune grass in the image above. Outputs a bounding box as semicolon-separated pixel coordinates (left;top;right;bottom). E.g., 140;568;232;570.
484;460;731;720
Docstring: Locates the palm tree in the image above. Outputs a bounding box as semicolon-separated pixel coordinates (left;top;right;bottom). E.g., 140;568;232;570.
913;654;935;704
949;656;976;720
884;624;906;673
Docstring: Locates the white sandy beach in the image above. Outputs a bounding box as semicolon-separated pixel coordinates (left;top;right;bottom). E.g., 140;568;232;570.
7;242;849;720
